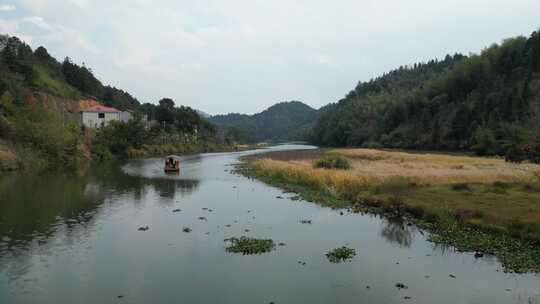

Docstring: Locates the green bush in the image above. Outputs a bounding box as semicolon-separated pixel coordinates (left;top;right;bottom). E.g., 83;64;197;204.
313;154;351;170
92;116;146;159
10;104;80;167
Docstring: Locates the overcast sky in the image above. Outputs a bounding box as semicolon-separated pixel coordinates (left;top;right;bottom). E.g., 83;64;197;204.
1;1;539;114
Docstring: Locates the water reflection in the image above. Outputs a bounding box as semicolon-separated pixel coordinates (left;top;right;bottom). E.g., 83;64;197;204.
152;179;200;199
0;164;200;258
379;217;416;248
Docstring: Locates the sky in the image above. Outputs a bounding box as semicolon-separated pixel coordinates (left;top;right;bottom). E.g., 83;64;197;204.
0;1;539;115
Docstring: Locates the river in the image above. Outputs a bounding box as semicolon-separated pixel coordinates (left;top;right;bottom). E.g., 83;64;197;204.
0;144;539;304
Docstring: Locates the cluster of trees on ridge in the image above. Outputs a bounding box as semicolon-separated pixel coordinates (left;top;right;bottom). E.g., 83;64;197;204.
209;101;318;143
310;29;540;161
0;34;228;169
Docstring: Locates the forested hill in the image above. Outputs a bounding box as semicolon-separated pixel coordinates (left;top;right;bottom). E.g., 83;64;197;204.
312;29;540;157
0;34;227;169
0;34;215;135
209;101;318;142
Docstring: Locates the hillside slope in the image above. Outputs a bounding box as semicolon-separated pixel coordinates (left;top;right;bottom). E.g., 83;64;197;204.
210;101;318;142
311;29;540;158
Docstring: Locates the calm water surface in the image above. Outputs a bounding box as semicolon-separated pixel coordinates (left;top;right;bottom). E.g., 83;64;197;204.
1;144;539;304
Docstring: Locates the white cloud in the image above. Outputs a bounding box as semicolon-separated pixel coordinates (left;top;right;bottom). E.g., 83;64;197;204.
21;16;53;31
0;4;16;11
308;54;338;69
114;47;153;68
0;19;18;33
0;14;100;56
68;0;86;8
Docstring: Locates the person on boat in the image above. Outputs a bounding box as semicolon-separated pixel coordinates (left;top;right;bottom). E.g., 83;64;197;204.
166;157;179;169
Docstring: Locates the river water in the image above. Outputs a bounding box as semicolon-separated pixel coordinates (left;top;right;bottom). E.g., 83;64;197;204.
0;144;539;304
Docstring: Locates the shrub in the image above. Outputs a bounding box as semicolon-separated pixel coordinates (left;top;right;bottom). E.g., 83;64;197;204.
313;154;351;170
451;183;471;191
92;116;147;159
505;145;525;163
10;104;80;167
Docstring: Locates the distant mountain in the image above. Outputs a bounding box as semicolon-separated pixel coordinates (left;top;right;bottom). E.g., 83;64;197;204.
210;101;318;142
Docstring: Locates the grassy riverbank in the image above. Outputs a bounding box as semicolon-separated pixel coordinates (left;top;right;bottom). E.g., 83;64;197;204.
242;148;540;273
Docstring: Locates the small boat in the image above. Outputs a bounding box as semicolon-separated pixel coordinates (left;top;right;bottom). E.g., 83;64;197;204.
164;155;181;173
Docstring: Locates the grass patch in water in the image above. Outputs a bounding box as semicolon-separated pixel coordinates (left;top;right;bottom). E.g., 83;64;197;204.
224;236;275;255
326;246;356;263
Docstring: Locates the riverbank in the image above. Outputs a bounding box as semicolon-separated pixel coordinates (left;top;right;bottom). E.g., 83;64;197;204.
0;139;240;173
241;148;540;273
125;142;238;158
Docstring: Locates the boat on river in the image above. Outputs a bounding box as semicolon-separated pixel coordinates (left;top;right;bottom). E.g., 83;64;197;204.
164;155;180;173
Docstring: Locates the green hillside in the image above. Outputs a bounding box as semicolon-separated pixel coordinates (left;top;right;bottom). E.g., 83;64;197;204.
210;101;318;142
311;29;540;160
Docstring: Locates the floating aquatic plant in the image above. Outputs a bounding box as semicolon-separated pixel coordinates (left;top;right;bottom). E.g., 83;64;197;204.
224;236;275;255
326;246;356;263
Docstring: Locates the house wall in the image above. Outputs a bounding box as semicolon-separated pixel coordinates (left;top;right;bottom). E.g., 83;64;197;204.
81;112;120;128
119;111;132;122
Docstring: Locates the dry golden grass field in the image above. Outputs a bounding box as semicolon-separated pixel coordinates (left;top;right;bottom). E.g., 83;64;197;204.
248;148;540;240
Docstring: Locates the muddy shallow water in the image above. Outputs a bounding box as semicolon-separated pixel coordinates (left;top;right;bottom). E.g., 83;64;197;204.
1;144;539;304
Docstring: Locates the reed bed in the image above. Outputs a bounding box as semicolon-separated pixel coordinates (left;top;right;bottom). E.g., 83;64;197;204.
281;149;540;186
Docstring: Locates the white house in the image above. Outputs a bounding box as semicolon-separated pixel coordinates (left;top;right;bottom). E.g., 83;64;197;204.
119;110;132;122
80;105;121;128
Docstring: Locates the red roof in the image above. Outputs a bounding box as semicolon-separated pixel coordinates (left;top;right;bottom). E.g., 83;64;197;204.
81;105;121;113
78;99;101;109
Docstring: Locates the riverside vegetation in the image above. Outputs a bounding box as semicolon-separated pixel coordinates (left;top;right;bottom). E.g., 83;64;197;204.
243;148;540;272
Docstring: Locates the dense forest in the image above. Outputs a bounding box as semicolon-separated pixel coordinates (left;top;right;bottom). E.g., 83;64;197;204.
0;34;228;170
210;101;318;142
311;29;540;160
